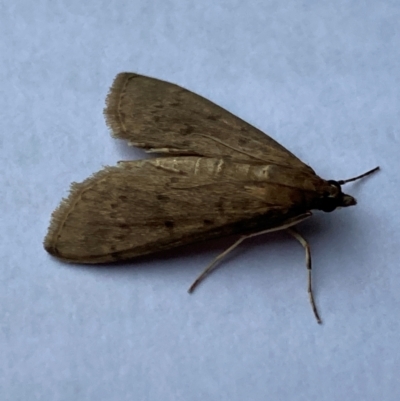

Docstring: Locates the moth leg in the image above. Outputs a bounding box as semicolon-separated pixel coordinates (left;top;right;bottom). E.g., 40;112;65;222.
188;235;250;294
286;227;322;324
188;213;312;294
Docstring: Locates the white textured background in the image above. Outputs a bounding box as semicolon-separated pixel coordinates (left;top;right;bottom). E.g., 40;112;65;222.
1;1;399;400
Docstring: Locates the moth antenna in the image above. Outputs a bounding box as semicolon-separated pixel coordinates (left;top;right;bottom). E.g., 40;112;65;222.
337;166;380;185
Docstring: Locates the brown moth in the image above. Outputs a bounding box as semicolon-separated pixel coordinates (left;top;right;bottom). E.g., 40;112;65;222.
44;72;379;323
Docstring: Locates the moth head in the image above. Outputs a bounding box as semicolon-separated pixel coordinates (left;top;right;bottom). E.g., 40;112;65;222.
318;166;380;212
319;180;356;213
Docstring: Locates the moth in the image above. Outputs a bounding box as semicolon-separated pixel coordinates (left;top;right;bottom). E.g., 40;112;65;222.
44;72;379;323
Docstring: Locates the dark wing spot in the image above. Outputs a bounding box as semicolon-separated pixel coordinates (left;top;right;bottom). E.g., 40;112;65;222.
118;223;130;229
180;125;194;135
207;114;221;121
164;221;174;228
157;194;170;201
203;219;214;225
238;138;248;146
216;199;224;213
119;195;128;202
111;252;122;260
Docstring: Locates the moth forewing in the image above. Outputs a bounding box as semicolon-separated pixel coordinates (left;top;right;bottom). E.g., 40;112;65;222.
45;72;379;324
44;157;320;264
104;73;315;173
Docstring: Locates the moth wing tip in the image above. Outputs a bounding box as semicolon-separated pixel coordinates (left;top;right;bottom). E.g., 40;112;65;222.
43;240;60;261
43;220;62;258
104;73;135;139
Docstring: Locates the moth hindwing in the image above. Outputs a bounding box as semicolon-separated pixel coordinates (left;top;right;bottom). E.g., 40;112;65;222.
44;72;379;324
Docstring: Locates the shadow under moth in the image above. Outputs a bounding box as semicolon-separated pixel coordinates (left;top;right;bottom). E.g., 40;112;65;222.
44;72;379;324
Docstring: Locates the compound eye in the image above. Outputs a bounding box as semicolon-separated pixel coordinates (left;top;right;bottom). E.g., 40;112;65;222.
327;180;341;197
319;180;343;212
321;200;337;212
